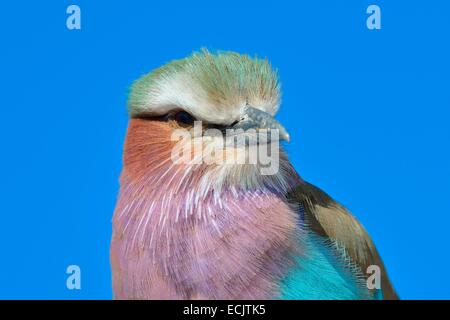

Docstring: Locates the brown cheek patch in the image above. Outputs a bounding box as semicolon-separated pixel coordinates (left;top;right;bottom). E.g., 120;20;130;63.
123;119;178;176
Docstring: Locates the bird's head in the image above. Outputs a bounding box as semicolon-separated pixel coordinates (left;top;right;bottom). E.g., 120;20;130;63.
123;49;298;197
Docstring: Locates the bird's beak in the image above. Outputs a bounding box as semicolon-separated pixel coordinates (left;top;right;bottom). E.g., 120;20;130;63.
231;105;290;142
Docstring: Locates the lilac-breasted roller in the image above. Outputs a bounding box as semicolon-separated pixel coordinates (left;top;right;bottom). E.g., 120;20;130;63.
110;50;398;300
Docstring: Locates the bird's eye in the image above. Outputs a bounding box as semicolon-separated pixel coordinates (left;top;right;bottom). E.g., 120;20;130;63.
174;111;196;125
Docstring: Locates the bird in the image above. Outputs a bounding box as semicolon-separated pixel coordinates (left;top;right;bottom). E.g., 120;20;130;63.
110;49;398;300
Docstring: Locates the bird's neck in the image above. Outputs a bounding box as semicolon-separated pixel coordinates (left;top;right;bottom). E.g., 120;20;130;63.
112;164;302;298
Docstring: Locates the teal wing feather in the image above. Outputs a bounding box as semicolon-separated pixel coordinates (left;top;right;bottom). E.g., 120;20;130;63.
279;231;374;300
280;181;398;300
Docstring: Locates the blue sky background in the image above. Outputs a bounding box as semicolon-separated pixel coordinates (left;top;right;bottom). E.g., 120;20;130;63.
0;1;449;299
